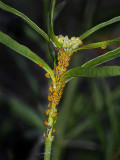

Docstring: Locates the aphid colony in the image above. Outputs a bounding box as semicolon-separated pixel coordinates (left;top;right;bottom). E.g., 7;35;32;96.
40;35;83;136
45;48;71;135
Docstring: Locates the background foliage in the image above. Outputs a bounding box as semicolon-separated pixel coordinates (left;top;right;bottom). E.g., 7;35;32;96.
0;0;120;160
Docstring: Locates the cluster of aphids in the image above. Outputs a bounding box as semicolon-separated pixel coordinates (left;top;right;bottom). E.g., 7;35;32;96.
40;36;83;136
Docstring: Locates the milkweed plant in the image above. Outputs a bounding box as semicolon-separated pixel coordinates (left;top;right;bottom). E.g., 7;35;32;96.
0;1;120;160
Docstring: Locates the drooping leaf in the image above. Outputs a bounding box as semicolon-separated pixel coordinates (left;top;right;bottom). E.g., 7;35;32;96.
61;66;120;83
0;1;49;41
49;0;61;48
82;47;120;67
79;16;120;40
72;37;120;53
0;31;55;82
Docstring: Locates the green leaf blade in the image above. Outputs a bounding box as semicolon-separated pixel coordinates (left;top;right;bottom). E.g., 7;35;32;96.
82;47;120;67
72;37;120;53
0;31;55;82
79;16;120;40
0;1;49;41
61;66;120;82
49;0;61;48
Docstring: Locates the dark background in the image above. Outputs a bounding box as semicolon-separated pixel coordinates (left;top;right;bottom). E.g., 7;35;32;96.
0;0;120;160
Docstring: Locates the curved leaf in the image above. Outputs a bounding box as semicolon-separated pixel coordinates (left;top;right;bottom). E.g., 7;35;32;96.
0;31;55;82
79;16;120;40
82;47;120;67
0;1;49;42
61;66;120;82
49;0;61;48
72;37;120;53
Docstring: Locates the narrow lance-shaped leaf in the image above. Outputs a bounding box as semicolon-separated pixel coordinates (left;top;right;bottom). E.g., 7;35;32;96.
0;1;49;42
0;31;55;82
82;47;120;67
71;37;120;53
61;66;120;83
49;0;61;48
79;16;120;40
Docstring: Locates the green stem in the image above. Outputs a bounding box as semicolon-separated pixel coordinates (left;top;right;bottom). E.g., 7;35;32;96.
44;137;53;160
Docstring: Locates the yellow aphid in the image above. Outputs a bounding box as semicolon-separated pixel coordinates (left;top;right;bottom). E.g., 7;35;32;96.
48;95;52;101
52;112;57;118
39;64;42;67
45;72;50;78
55;109;58;113
64;61;69;67
53;92;58;96
54;120;56;124
46;109;50;115
61;52;66;57
58;56;60;61
51;104;53;108
53;128;55;133
101;46;106;49
62;83;66;88
63;68;67;72
57;66;61;71
49;86;53;92
45;120;48;126
48;103;51;107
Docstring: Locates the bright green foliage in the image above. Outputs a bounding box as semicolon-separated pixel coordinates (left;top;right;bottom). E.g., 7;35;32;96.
0;31;55;82
61;66;120;82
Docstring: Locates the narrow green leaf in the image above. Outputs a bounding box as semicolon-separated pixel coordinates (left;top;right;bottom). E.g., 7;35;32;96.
0;1;49;41
49;0;61;48
82;47;120;67
72;37;120;53
0;31;55;82
79;16;120;40
61;66;120;82
54;1;66;20
10;98;45;132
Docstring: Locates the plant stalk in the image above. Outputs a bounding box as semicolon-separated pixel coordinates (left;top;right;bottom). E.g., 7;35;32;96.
44;137;53;160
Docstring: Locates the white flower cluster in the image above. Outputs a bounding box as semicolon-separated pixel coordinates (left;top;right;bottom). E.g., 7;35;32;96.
56;35;82;52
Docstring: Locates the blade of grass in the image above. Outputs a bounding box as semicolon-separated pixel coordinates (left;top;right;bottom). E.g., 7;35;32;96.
54;1;66;20
102;80;120;146
79;16;120;40
0;1;49;41
65;118;93;139
82;47;120;67
0;31;55;82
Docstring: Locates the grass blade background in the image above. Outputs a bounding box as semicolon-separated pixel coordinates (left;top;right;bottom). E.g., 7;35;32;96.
82;47;120;67
79;16;120;40
10;98;45;132
61;66;120;82
0;1;49;42
0;31;55;82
